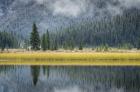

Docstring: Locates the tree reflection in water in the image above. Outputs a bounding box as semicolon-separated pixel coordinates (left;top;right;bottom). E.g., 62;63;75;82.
30;66;50;86
42;66;50;78
0;66;140;92
30;66;40;86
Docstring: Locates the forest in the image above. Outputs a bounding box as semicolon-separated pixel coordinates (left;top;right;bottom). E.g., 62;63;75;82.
0;31;18;51
0;8;140;51
52;8;140;50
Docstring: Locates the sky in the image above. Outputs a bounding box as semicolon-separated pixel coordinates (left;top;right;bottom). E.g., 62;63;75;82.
35;0;140;17
1;0;140;17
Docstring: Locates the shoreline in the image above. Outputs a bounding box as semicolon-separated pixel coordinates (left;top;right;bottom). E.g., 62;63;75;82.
0;48;140;53
0;51;140;65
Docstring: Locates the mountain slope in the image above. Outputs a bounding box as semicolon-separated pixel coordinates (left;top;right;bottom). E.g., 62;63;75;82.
0;0;140;40
55;8;140;47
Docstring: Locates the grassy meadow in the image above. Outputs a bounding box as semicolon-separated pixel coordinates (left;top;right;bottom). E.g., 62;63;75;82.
0;50;140;66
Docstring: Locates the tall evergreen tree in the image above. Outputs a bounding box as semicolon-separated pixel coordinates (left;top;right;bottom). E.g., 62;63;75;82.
137;38;140;49
51;38;58;50
54;39;58;50
46;30;50;50
41;34;47;51
79;42;83;50
30;23;40;50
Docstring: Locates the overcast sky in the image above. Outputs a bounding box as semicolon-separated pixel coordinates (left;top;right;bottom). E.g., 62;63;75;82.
0;0;140;17
0;0;140;36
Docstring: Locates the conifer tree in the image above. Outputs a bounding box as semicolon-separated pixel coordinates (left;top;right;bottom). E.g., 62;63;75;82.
0;31;18;51
41;34;47;51
30;23;40;50
137;38;140;49
46;30;50;50
79;43;83;50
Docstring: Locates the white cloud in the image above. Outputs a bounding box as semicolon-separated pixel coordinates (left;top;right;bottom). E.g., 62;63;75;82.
39;22;48;29
7;0;140;18
52;0;87;17
15;0;140;17
106;4;122;15
119;0;140;8
104;0;140;16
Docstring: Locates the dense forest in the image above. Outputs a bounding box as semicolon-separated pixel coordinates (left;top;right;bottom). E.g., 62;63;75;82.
38;8;140;50
52;8;140;49
0;31;18;51
0;8;140;51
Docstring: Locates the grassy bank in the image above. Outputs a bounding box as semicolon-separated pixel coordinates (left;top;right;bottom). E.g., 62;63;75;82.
0;52;140;65
0;52;140;60
0;59;140;66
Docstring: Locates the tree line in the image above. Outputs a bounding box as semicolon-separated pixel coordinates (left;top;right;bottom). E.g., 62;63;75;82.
30;23;53;51
30;8;140;51
0;31;18;51
54;8;140;50
1;8;140;51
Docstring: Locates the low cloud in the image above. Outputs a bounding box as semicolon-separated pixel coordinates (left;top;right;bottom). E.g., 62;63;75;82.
50;0;140;17
2;0;140;18
119;0;140;8
52;0;87;17
12;0;140;17
106;4;122;15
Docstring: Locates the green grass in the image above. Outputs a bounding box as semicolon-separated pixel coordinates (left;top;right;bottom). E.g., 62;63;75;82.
0;52;140;65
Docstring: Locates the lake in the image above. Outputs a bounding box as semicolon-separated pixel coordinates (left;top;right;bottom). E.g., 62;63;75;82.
0;65;140;92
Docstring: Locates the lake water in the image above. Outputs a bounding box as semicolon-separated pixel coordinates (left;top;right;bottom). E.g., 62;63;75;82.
0;65;140;92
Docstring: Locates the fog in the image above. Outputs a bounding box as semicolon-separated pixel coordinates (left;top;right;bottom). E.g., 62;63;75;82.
0;0;140;37
5;0;140;17
33;0;140;17
52;0;87;17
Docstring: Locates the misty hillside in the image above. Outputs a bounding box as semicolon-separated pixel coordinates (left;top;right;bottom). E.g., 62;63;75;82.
54;8;140;47
0;0;140;39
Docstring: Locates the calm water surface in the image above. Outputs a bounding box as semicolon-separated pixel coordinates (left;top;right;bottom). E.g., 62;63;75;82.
0;65;140;92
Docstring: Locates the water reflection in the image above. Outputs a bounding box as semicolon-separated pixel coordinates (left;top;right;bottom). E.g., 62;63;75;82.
30;66;40;86
0;65;140;92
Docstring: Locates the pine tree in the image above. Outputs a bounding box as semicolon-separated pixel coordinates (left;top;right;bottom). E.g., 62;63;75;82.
41;34;47;51
137;38;140;49
54;41;58;50
30;23;40;50
52;38;58;50
79;43;83;50
46;30;50;50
